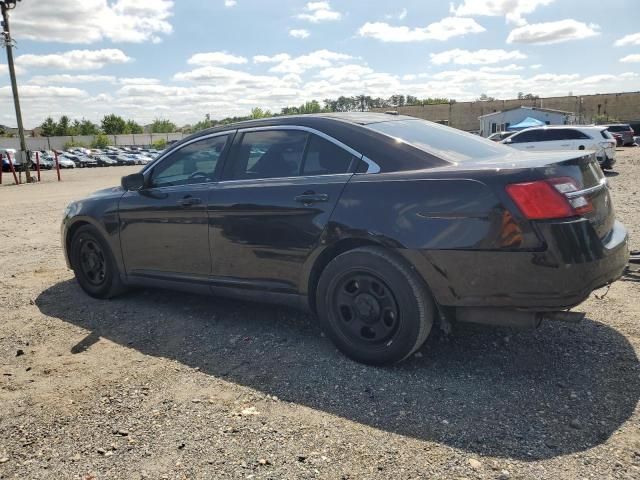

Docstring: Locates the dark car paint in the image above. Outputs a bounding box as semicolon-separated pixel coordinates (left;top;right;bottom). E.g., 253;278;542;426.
62;114;629;317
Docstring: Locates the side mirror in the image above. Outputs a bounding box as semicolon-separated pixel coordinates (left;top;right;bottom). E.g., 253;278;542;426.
121;173;145;191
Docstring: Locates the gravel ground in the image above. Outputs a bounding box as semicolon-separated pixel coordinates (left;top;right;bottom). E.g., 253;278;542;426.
1;151;639;480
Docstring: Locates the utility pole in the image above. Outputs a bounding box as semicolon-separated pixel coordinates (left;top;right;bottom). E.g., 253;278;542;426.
1;0;30;183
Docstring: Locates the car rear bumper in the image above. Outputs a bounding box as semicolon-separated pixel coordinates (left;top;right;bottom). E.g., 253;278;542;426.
411;218;629;310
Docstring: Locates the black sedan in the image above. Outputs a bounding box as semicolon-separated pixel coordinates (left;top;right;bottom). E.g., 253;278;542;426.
61;113;629;365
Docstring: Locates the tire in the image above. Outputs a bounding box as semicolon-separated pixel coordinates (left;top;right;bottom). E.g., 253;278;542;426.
316;246;434;365
69;225;125;299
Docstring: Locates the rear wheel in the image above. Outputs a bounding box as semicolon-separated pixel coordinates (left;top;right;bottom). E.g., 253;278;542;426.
70;225;125;299
316;247;434;365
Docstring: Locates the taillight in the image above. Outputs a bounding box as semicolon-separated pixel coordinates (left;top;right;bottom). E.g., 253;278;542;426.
506;177;593;220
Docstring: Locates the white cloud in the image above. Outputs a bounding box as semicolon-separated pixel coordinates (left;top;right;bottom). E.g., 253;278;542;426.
450;0;554;25
479;64;525;72
16;49;132;71
0;85;89;100
289;29;311;39
224;0;237;7
358;17;485;42
11;0;173;44
266;50;352;74
614;33;640;47
298;2;342;23
29;74;117;85
430;49;526;65
507;19;600;45
620;54;640;63
316;64;374;82
530;64;543;69
187;52;248;66
253;54;292;64
119;77;161;85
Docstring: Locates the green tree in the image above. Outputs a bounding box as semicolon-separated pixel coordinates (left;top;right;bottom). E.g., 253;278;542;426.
125;119;144;134
101;114;127;135
150;118;177;133
40;117;57;137
79;119;99;135
152;138;168;149
91;133;111;148
55;115;71;136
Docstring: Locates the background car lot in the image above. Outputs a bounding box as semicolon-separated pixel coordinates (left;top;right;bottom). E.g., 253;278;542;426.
0;149;639;479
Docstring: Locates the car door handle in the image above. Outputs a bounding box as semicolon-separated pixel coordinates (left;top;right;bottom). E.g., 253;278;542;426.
177;197;202;206
560;144;570;147
294;193;329;204
525;145;535;149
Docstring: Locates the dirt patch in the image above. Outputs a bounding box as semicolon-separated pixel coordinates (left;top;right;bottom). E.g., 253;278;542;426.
1;155;639;479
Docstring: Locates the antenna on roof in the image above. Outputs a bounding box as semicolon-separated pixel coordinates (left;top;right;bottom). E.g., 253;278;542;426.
385;111;399;116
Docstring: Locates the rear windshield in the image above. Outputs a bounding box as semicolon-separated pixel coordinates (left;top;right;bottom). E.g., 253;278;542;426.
366;119;508;163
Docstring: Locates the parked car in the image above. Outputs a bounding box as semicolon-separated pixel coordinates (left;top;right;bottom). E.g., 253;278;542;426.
116;154;137;166
611;132;624;147
61;113;629;365
131;154;154;165
56;155;77;169
603;124;635;146
502;125;617;169
35;154;54;170
66;154;98;168
96;155;118;167
487;131;515;142
1;148;17;172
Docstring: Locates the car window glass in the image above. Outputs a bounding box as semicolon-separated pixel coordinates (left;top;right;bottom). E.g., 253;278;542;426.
151;135;228;187
511;130;537;143
227;130;308;180
302;134;354;176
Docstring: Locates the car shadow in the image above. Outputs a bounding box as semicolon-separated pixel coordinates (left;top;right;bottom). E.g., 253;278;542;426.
604;170;619;177
36;280;639;461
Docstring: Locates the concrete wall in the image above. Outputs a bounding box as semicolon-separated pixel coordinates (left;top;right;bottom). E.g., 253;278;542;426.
374;91;640;131
0;132;187;151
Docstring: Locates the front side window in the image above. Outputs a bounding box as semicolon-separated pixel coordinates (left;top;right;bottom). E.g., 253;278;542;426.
510;130;539;143
151;135;229;188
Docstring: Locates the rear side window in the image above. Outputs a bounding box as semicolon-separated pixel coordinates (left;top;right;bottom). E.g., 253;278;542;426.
563;129;590;140
226;130;308;180
601;130;614;139
302;135;355;176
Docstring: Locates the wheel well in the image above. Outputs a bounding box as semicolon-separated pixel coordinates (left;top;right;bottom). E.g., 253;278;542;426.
65;220;90;259
307;238;382;313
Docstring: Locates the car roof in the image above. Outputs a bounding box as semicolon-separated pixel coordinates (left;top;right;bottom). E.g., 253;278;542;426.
172;113;450;172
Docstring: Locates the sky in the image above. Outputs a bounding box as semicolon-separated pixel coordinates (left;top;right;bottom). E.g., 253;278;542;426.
0;0;639;128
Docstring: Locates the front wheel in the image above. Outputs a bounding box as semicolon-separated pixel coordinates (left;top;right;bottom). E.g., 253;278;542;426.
70;225;125;299
316;247;434;365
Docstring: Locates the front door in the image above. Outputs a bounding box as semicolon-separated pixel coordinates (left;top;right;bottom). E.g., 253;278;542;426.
208;128;358;292
119;133;231;280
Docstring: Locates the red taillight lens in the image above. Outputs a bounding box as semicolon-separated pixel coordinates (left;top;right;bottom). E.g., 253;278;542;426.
506;177;593;220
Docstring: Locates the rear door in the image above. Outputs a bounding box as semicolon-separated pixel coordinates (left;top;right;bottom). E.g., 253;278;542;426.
208;127;360;292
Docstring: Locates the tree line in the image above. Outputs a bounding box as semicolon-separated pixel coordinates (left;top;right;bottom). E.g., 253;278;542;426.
36;94;455;137
186;95;454;133
38;115;177;137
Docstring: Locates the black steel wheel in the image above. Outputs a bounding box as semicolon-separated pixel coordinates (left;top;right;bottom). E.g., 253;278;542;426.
70;225;125;299
316;246;434;365
332;272;400;346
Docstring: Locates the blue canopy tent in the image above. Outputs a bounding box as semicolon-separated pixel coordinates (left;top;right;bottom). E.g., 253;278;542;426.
507;117;546;130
